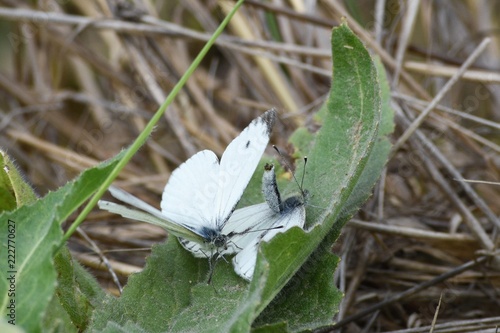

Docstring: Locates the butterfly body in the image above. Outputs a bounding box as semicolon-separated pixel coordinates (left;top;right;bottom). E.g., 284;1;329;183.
231;164;307;280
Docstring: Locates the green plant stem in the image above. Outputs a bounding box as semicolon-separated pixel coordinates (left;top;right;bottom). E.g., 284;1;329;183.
59;0;245;250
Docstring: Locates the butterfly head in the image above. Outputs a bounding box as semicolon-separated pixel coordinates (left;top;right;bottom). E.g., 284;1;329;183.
199;226;229;249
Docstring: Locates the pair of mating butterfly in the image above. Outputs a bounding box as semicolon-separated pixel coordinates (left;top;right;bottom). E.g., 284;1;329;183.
98;109;306;281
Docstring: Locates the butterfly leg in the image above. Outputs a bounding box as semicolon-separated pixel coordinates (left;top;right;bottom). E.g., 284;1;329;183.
207;254;218;284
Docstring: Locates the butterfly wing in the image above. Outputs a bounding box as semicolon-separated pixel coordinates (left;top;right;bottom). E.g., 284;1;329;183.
106;186;166;220
217;203;274;255
177;238;211;258
231;200;306;281
161;109;276;234
161;150;221;234
214;110;276;229
98;187;205;244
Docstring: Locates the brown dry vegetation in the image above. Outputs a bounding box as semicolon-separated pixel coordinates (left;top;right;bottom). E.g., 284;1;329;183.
1;0;500;332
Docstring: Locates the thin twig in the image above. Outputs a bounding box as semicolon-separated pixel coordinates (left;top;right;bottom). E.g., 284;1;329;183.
392;93;500;131
76;227;123;293
392;0;421;87
323;255;489;331
348;219;476;243
374;0;386;43
324;0;431;100
244;0;337;27
391;37;491;153
394;105;500;247
404;61;500;83
0;7;331;57
429;292;443;333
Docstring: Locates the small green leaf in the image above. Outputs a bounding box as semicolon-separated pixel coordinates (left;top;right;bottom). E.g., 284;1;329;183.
51;248;106;331
0;150;37;211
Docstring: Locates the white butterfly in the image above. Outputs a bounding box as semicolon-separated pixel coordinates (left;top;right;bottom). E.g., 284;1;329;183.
229;163;307;280
98;109;276;266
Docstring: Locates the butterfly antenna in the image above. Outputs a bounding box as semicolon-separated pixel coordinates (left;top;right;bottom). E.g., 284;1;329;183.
273;145;307;196
234;225;284;236
300;157;308;196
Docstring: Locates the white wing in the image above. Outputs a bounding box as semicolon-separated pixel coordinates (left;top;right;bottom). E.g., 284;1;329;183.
107;186;165;220
99;186;206;243
231;198;306;281
161;109;276;233
213;110;276;228
161;150;221;233
221;203;276;254
177;238;211;258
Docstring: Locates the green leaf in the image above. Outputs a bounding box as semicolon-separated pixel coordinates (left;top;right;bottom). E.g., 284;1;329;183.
253;231;343;332
42;293;77;333
89;237;208;332
89;228;272;333
51;248;106;332
0;150;37;211
339;56;395;219
239;20;383;328
252;323;288;333
102;321;149;333
87;21;389;333
255;36;395;333
0;196;62;332
0;319;25;333
0;149;126;332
